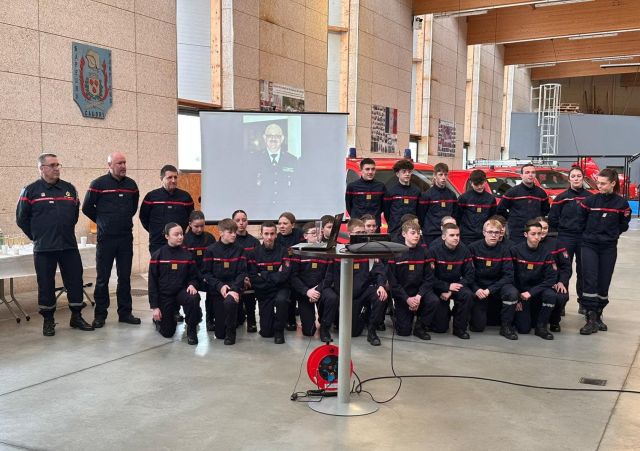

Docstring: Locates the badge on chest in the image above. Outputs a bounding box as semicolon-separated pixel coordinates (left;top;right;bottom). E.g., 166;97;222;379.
486;260;492;267
403;198;409;204
311;262;318;269
527;263;533;270
447;264;453;271
197;250;203;256
408;264;415;271
441;202;446;208
171;263;178;270
366;194;372;200
267;265;274;271
476;207;482;213
353;263;360;270
224;262;230;269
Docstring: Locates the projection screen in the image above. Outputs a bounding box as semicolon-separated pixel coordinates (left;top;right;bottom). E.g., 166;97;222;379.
200;111;348;221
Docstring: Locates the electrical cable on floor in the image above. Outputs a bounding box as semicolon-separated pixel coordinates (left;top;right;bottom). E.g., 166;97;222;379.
289;333;323;403
351;324;640;403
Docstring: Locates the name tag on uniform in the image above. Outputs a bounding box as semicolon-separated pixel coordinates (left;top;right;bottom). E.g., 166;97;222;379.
486;260;492;267
602;213;607;218
353;263;360;270
119;193;123;197
197;250;203;256
409;265;415;271
441;202;446;208
167;205;173;209
476;207;482;213
171;263;178;270
527;263;533;270
447;264;453;270
366;194;372;200
267;265;274;271
311;262;318;269
49;200;54;204
224;262;229;268
403;199;409;204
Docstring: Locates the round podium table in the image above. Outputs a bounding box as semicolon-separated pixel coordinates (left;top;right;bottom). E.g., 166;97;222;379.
292;243;400;416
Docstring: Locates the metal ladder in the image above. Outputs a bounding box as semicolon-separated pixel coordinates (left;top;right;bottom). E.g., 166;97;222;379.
531;83;561;157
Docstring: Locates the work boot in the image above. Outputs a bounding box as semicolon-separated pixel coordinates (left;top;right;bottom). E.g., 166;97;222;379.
174;312;184;323
92;316;106;328
596;312;608;331
453;329;470;339
367;326;381;346
535;326;554;340
247;322;257;333
286;322;297;331
412;324;431;341
118;313;141;325
43;317;56;336
580;311;599;335
500;326;518;340
319;325;333;343
70;313;94;331
206;312;214;332
187;325;198;345
224;328;236;345
549;323;561;333
274;330;285;344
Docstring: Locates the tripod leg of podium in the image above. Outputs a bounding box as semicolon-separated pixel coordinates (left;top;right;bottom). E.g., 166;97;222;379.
309;258;378;416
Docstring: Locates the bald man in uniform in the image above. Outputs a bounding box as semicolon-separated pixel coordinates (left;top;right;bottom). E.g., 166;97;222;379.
82;152;141;328
255;123;298;206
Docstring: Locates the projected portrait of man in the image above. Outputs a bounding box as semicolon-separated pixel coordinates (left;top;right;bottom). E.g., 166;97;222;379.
256;123;298;205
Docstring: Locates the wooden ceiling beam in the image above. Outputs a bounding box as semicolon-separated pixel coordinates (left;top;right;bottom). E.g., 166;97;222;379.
467;0;640;45
413;0;531;15
530;58;640;80
504;31;640;65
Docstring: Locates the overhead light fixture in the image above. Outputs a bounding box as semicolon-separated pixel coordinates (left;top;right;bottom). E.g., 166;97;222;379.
517;62;557;69
534;0;594;8
568;32;619;40
434;9;489;18
600;62;640;69
591;56;635;62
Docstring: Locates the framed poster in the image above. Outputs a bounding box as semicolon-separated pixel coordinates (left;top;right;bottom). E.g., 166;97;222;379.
260;80;305;112
437;120;456;157
371;105;398;153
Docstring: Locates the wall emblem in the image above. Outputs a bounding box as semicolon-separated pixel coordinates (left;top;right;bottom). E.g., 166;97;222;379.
72;42;112;119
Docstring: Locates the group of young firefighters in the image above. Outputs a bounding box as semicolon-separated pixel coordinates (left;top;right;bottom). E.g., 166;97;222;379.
151;158;631;346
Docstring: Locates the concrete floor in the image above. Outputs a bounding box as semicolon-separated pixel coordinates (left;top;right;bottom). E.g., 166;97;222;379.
1;224;639;451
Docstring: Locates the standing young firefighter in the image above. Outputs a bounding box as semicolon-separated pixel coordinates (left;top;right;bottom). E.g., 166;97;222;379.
577;168;631;335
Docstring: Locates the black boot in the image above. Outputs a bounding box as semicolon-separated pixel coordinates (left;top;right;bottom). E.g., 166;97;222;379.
274;330;285;344
580;311;599;335
43;317;56;336
224;328;236;345
92;316;106;328
367;326;381;346
500;325;518;340
596;311;608;331
187;325;198;345
320;325;333;343
70;312;94;331
549;323;561;333
453;329;470;339
412;324;431;340
535;326;554;340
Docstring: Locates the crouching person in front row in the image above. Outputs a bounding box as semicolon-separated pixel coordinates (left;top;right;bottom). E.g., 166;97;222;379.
248;221;292;344
511;220;557;340
202;218;247;345
387;221;439;340
148;223;202;345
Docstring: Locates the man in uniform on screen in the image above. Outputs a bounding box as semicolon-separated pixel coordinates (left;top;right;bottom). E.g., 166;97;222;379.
255;123;298;206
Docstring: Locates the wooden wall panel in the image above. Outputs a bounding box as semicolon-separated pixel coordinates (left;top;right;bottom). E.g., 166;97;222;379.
467;0;640;45
504;31;640;65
